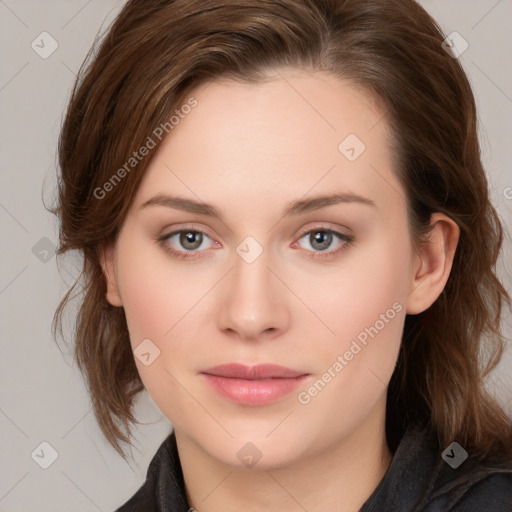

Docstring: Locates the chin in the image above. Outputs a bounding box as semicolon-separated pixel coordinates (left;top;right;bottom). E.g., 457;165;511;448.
200;430;309;470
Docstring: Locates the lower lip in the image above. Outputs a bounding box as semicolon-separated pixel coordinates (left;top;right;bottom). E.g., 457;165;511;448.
201;374;309;406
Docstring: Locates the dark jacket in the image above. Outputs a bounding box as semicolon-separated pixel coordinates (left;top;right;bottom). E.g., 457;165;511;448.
115;425;512;511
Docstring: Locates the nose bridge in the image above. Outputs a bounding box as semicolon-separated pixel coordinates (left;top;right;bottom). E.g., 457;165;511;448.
217;243;289;340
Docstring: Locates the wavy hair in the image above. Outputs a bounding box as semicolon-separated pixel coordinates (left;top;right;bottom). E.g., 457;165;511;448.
52;0;512;461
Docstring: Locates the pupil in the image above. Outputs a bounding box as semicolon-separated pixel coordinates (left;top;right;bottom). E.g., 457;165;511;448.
311;231;331;251
181;231;202;250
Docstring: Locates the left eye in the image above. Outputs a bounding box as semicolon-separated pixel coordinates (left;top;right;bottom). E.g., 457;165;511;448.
296;229;352;253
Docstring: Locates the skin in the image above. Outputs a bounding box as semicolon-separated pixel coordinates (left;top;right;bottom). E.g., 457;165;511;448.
101;68;459;512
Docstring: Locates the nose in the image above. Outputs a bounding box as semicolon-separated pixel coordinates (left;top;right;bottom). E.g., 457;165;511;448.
217;250;290;342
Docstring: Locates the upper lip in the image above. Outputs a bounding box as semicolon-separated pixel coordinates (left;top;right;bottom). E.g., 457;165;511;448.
201;363;307;380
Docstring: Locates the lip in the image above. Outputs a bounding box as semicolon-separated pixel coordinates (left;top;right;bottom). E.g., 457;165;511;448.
200;364;310;406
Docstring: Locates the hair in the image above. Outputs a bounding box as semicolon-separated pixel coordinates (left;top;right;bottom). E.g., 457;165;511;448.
52;0;512;462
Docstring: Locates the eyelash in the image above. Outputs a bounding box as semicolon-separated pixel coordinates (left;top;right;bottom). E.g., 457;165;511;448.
157;226;354;261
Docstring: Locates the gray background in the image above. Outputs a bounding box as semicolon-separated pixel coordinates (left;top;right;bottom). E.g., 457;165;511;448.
0;1;511;510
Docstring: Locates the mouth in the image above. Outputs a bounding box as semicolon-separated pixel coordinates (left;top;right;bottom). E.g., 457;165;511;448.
200;363;310;406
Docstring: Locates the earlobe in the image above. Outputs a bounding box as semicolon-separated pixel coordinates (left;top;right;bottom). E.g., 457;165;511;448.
406;213;460;315
98;242;123;307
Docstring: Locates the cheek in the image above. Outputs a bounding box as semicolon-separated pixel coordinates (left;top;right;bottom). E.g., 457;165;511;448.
118;268;170;345
301;230;410;404
294;241;408;440
114;239;196;408
114;235;215;397
115;233;197;343
313;229;410;341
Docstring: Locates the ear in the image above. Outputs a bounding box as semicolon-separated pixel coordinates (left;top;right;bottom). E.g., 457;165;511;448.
98;242;123;307
406;213;460;315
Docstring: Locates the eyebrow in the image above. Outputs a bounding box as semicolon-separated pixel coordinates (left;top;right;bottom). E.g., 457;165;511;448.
140;192;376;220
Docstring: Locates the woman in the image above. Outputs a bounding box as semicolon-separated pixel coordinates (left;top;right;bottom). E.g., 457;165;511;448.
53;0;512;510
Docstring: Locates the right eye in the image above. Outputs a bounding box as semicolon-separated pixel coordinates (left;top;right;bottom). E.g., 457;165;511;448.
158;229;219;260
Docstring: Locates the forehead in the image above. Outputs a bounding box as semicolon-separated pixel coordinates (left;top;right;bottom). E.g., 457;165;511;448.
133;69;404;217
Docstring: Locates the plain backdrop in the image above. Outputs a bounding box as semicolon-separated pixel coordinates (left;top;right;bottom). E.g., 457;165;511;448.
1;1;511;510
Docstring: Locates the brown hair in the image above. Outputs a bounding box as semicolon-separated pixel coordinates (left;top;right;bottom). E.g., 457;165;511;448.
52;0;512;461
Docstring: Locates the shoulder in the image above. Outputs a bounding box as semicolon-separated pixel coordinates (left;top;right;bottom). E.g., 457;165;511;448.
427;456;512;511
114;430;189;512
113;441;164;512
455;471;512;511
361;425;512;511
409;426;512;511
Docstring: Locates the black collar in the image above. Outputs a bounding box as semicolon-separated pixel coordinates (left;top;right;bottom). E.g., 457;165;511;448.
116;425;512;511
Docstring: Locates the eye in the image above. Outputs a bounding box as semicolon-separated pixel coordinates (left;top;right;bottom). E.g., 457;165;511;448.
158;229;217;259
294;228;354;258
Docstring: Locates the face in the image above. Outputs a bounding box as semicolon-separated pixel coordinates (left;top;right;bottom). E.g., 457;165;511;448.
103;69;420;469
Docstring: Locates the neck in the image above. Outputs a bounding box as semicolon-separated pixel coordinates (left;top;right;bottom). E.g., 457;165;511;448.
175;402;392;512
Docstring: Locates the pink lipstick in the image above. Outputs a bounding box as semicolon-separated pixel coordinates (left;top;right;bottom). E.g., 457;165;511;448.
200;363;310;406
